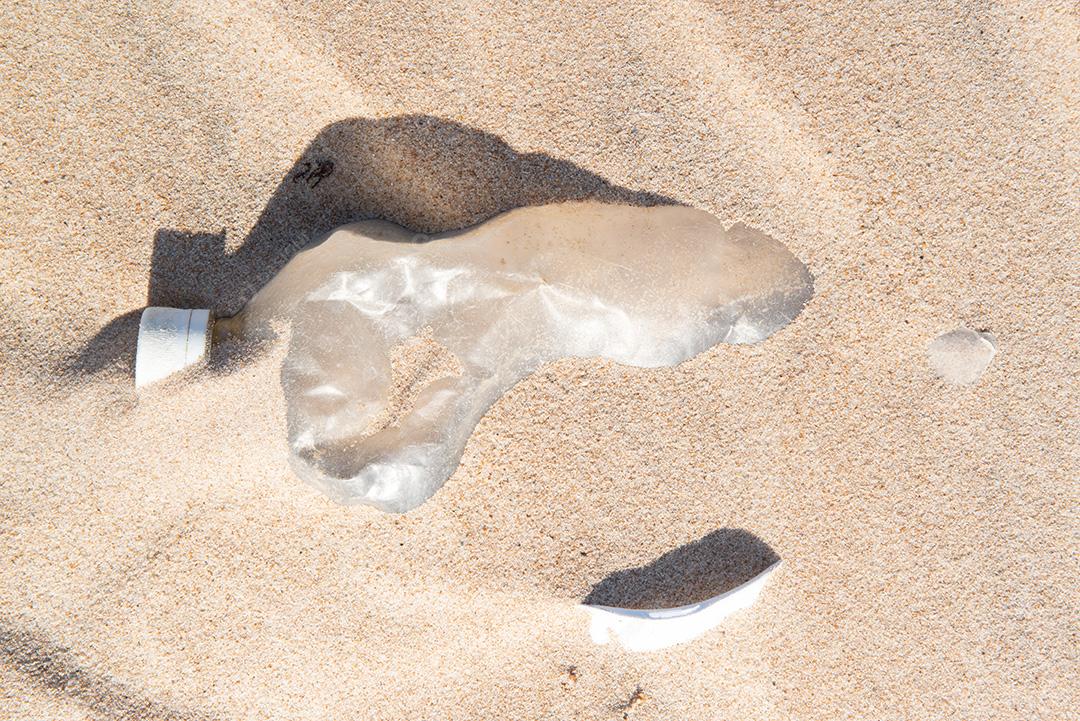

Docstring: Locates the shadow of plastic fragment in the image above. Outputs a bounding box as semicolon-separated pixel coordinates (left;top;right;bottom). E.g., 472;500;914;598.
581;529;781;652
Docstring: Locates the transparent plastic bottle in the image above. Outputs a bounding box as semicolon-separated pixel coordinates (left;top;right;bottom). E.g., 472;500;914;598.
136;203;813;512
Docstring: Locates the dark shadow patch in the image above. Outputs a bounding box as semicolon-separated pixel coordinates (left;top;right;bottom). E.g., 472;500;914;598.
65;114;675;377
0;624;214;721
583;529;779;610
60;309;142;377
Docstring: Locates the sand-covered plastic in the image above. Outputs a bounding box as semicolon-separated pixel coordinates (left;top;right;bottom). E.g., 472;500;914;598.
203;203;814;511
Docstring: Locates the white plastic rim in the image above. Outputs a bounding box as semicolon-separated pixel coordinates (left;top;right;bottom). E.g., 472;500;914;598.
582;560;780;652
135;307;212;388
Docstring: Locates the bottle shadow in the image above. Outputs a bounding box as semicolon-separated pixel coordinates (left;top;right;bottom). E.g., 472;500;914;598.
582;528;780;609
63;115;676;378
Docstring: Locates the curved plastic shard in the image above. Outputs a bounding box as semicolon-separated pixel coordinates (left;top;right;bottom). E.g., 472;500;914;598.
583;560;781;652
220;203;814;512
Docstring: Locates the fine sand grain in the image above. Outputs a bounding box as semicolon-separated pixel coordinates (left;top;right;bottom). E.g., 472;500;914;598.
2;1;1078;719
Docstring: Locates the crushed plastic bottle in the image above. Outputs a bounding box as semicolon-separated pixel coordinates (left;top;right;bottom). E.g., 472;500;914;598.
139;203;814;512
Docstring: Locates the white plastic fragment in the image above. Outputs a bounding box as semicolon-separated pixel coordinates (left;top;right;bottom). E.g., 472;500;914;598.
927;327;997;385
583;561;781;652
135;307;212;388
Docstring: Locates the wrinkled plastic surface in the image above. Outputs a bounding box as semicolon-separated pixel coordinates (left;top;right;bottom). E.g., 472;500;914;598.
219;203;814;512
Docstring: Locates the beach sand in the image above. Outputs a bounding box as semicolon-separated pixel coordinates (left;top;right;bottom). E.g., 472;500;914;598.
2;1;1077;718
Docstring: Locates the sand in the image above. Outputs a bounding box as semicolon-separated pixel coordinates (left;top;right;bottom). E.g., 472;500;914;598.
1;1;1077;718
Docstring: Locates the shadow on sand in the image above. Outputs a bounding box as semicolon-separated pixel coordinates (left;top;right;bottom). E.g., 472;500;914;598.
583;529;780;610
0;624;214;721
64;115;675;378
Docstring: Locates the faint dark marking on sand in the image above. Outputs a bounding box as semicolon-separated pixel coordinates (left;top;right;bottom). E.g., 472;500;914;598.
84;506;207;613
0;624;215;721
618;685;648;719
291;159;335;188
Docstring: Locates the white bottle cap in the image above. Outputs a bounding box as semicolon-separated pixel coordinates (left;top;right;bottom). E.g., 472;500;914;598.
135;307;212;388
